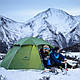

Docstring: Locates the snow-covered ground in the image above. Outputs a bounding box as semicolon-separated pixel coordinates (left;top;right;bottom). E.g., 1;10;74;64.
0;67;80;80
66;52;80;59
0;52;80;80
61;52;80;66
62;52;80;59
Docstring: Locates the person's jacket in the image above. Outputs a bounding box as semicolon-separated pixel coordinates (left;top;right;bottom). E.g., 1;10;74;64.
39;48;51;67
39;48;48;60
50;51;65;65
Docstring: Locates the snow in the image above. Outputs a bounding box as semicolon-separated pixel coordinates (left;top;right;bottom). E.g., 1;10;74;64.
74;15;80;22
45;8;77;36
0;67;80;80
64;52;80;59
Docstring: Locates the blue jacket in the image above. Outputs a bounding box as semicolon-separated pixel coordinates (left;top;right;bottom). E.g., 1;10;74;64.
50;52;65;65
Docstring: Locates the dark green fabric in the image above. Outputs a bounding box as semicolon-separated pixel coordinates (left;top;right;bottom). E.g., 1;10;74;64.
9;45;32;69
1;46;20;69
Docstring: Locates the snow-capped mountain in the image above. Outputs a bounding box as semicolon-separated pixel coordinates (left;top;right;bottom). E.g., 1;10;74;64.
24;8;79;48
0;8;80;53
0;15;32;53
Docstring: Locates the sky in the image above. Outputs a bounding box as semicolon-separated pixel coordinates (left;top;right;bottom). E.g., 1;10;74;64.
0;0;80;22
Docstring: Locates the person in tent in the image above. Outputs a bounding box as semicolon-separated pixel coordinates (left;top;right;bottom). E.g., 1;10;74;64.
39;45;51;69
50;46;72;70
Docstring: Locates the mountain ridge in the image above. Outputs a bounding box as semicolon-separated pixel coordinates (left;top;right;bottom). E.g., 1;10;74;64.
0;8;80;53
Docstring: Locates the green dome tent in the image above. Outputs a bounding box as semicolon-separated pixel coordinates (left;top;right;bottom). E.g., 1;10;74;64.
1;37;53;69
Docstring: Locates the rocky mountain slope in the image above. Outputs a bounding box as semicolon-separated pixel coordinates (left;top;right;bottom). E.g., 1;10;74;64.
0;8;80;53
